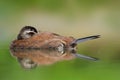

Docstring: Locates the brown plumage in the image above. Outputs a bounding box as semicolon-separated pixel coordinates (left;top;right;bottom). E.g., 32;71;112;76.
10;26;100;69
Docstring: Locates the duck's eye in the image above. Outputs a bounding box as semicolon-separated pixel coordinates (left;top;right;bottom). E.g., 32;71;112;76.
57;43;65;54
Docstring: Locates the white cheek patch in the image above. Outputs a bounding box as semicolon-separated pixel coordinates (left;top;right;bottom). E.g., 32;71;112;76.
23;30;34;35
22;30;36;39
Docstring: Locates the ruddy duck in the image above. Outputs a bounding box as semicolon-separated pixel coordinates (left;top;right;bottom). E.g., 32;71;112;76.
10;26;100;69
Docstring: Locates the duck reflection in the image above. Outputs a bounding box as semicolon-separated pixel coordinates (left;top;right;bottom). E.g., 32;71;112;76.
10;49;75;69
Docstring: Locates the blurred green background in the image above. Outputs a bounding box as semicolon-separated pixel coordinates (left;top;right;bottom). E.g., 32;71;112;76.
0;0;120;80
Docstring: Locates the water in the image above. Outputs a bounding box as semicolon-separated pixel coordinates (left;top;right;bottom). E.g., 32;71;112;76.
0;47;120;80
